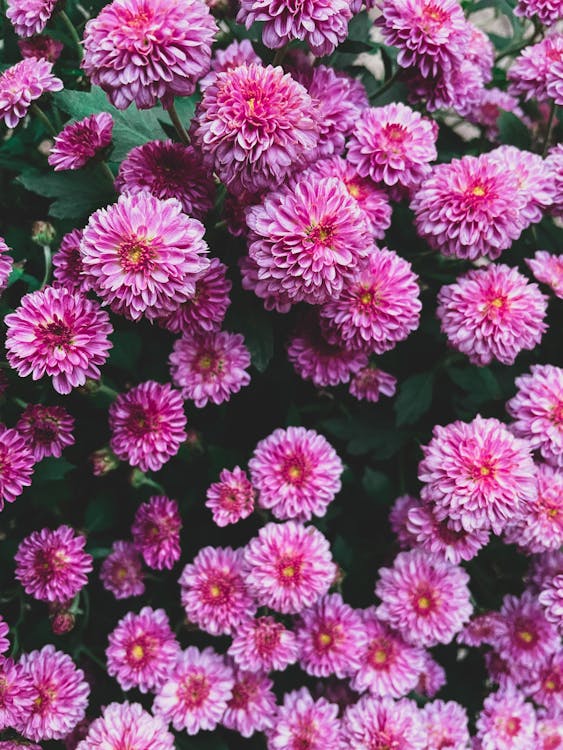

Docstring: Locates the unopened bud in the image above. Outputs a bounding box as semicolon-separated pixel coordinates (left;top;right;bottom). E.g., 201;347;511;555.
31;220;56;246
51;611;75;635
90;447;119;477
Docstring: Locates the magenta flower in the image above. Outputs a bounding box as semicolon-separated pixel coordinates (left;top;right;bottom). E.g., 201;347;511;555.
476;687;536;750
109;381;187;472
349;366;397;403
115;141;215;220
237;0;352;57
546;144;563;217
436;264;548;367
243;521;336;614
206;466;255;527
169;331;251;408
18;34;63;62
508;36;563;103
539;574;563;627
15;526;92;603
228;615;299;672
106;607;180;693
458;612;505;648
536;719;563;750
5;285;112;395
249;426;342;522
407;504;489;564
17;404;75;461
422;700;470;750
100;541;145;600
0;656;34;730
418;416;537;534
6;0;57;37
52;229;89;294
0;618;9;655
199;38;261;90
131;496;182;570
468;88;526;141
390;494;422;548
48;113;113;171
375;549;473;647
221;666;276;738
515;0;561;24
0;238;13;295
0;57;62;129
77;705;173;750
416;652;446;697
193;63;318;193
0;427;35;511
268;688;342;750
82;0;216;110
526;251;563;299
80;193;210;322
523;651;562;713
342;695;425;750
239;254;294;314
153;646;234;734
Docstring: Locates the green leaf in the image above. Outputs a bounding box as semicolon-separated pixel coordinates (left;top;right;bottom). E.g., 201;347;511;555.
235;309;274;373
394;372;434;426
109;330;142;372
18;168;115;220
33;457;75;483
498;111;531;150
447;366;501;401
85;494;118;533
362;468;392;502
337;39;373;53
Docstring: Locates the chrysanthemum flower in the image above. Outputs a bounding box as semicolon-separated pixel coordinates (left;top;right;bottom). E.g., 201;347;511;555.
406;504;489;563
76;702;174;750
546;44;563;106
546;144;563;218
228;615;299;672
80;193;210;322
320;246;421;354
131;496;182;570
243;521;336;614
221;666;275;738
527;251;563;299
507;365;563;468
342;695;425;750
412;154;527;260
0;618;8;656
0;57;62;129
179;546;255;636
468;89;526;141
536;719;563;750
82;0;216;110
15;526;92;603
239;254;294;314
115;141;215;220
515;0;562;24
458;611;505;648
106;607;180;693
416;652;446;697
109;381;187;472
48;113;113;171
347;103;437;191
237;0;351;57
466;24;494;81
389;494;420;548
16;404;75;461
16;645;90;742
6;0;57;38
436;264;548;367
476;687;536;750
52;229;89;294
18;34;63;62
199;38;261;90
349;366;397;403
523;652;563;714
268;688;342;750
193;63;318;193
206;467;255;527
422;700;470;750
0;238;13;295
0;427;34;511
249;426;343;522
528;550;563;590
508;36;563;103
100;541;145;599
0;657;34;730
418;416;537;534
169;331;251;408
153;647;233;734
539;574;563;628
350;608;425;698
375;549;473;647
5;285;112;395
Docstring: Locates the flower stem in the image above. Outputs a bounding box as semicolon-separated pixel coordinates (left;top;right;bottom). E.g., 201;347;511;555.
371;70;399;101
542;100;558;156
99;160;116;189
30;103;57;137
40;244;52;288
167;102;190;145
58;9;83;61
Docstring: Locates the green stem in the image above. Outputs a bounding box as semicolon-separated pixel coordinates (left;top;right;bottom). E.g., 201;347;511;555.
167;102;189;145
58;9;83;61
30;103;57;137
78;645;106;671
371;70;399;101
97;382;120;399
99;160;116;189
542;101;558;156
40;244;51;288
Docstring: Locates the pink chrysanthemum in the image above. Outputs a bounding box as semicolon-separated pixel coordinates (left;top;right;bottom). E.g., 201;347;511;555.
320;246;421;354
422;700;470;750
239;254;294;314
436;264;548;367
527;251;563;299
539;574;563;627
458;612;505;647
16;404;75;461
412;154;527;260
418;415;537;534
476;687;536;750
100;540;145;599
546;144;563;218
342;695;425;750
6;0;57;38
0;618;8;656
169;330;251;408
18;34;63;62
82;0;216;110
507;365;563;468
48;113;113;172
347;103;437;191
536;719;563;750
237;0;351;56
0;656;34;730
375;549;473;647
515;0;562;24
153;647;233;734
109;381;187;472
0;57;62;129
350;608;425;698
546;41;563;106
406;504;489;563
249;426;342;522
389;494;420;548
508;36;563;103
221;666;275;738
115;141;215;220
193;63;318;193
403;57;484;116
523;651;563;713
179;546;255;636
16;645;89;742
131;496;182;570
206;466;255;527
199;39;261;90
528;550;563;591
5;285;112;395
106;607;180;693
76;702;174;750
243;521;336;614
349;365;397;403
228;615;299;672
0;238;13;295
52;229;89;294
466;24;494;82
15;526;92;603
416;652;447;697
268;688;342;750
80;193;210;322
468;89;526;141
0;427;34;511
247;175;371;305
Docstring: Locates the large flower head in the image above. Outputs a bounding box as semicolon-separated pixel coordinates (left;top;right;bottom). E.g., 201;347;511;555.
422;700;470;750
249;426;343;522
100;540;145;599
48;113;113;171
268;688;342;750
5;286;112;395
247;176;371;305
436;264;548;366
508;36;563;103
228;615;299;672
476;687;536;750
153;646;234;734
16;404;75;461
526;251;563;299
418;415;537;534
6;0;57;37
0;427;34;511
375;549;473;647
342;695;425;750
131;495;182;570
221;666;275;738
193;63;318;193
523;651;563;713
0;57;62;128
0;657;34;729
243;521;336;614
82;0;216;110
15;526;92;603
109;381;187;472
206;466;255;527
76;702;174;750
80;193;210;322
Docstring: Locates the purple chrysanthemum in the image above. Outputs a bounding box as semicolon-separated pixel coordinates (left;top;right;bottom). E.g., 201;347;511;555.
100;541;145;600
18;34;63;62
76;702;175;750
222;666;275;738
131;496;182;570
515;0;562;24
268;688;342;750
406;503;490;564
0;618;9;656
539;574;563;627
349;366;397;403
0;656;35;730
6;0;57;38
48;113;113;171
526;251;563;299
0;427;35;511
228;615;299;672
508;36;563;104
468;88;526;141
206;466;255;527
0;58;62;129
342;695;425;750
422;700;470;750
199;38;261;90
52;229;89;294
0;238;13;295
16;404;75;461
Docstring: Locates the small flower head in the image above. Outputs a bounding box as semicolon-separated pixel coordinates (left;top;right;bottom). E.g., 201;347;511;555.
48;113;113;171
422;700;470;750
6;0;57;38
539;574;563;628
268;687;342;750
18;34;63;62
131;496;182;570
206;466;255;527
349;366;397;403
0;656;35;729
342;694;425;750
16;404;75;461
221;666;276;738
228;615;299;672
0;58;62;128
0;238;13;295
526;251;563;299
0;427;35;511
100;541;145;600
76;702;175;750
508;36;563;103
52;229;89;294
523;651;563;714
406;504;489;564
476;687;536;750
